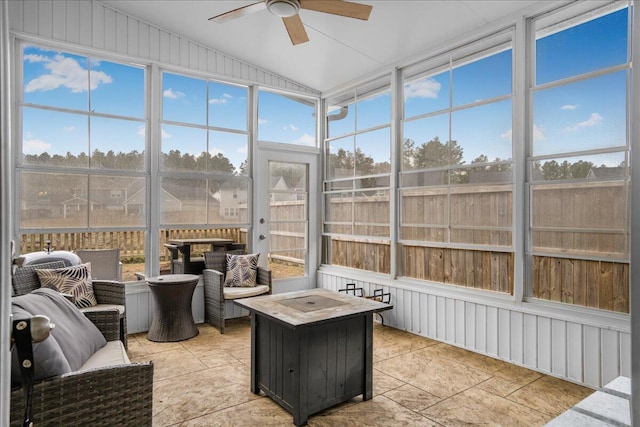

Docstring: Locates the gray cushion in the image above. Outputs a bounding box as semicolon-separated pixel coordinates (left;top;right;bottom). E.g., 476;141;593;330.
79;341;130;371
10;306;71;387
12;288;106;371
223;285;270;300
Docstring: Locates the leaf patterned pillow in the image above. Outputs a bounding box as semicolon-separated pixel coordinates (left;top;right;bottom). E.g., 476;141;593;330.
224;253;259;287
35;263;97;308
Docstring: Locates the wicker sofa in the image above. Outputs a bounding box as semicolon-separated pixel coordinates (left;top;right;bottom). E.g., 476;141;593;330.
12;260;128;348
10;288;153;426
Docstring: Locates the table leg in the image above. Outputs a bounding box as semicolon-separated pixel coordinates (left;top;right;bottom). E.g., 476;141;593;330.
364;313;374;401
178;244;191;264
250;312;259;394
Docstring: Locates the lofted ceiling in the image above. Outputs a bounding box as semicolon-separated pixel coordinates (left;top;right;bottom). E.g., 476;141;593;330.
99;0;549;93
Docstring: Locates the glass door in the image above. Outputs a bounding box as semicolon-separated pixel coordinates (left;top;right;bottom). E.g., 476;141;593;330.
255;148;318;292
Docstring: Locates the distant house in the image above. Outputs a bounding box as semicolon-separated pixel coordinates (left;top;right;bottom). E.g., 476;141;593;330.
586;166;625;179
219;180;248;220
125;187;182;217
60;196;103;218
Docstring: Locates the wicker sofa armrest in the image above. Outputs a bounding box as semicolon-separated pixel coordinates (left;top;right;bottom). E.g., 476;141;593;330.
92;280;126;306
10;362;154;427
82;308;121;342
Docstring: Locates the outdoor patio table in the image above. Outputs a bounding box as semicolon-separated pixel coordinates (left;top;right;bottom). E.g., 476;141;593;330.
146;274;199;342
234;288;392;426
167;238;234;274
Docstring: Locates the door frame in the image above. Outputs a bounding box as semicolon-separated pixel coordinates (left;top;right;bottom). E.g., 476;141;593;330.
254;143;320;294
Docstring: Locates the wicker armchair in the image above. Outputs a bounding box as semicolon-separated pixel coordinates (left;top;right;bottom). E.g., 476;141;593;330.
12;261;128;348
76;248;122;281
10;306;153;426
203;252;271;334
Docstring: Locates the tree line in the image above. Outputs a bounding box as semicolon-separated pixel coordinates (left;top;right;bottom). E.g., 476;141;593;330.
25;138;620;182
23;149;244;175
328;136;619;181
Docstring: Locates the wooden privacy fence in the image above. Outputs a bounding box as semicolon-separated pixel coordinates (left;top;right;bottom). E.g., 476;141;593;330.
532;255;629;313
19;228;245;261
333;240;629;313
18;180;630;313
329;238;513;294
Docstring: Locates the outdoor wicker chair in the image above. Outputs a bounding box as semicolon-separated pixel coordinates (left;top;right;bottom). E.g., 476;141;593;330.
76;248;123;281
10;293;153;427
203;251;271;334
12;261;129;348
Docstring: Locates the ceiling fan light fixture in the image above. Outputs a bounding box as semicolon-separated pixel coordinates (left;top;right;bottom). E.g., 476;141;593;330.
267;0;300;18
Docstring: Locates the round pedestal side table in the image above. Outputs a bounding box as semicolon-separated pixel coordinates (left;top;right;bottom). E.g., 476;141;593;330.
146;274;200;342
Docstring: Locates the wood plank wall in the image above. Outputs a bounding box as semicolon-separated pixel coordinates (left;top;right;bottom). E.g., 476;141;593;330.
8;0;318;95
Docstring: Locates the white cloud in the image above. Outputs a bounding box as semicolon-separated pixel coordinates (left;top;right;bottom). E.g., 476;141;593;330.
258;118;269;125
293;133;316;146
533;124;545;141
237;145;248;154
161;128;172;139
163;88;185;99
498;126;544;141
24;54;47;63
283;124;298;131
23;138;51;154
209;147;224;156
137;126;146;138
25;53;112;93
404;78;441;100
561;104;577;110
565;112;603;131
63;126;76;132
209;93;233;104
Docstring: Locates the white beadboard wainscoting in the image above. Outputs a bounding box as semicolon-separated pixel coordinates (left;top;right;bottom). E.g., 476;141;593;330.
125;279;248;334
318;268;630;389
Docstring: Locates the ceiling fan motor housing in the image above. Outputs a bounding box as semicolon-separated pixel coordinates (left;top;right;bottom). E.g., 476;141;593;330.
267;0;300;18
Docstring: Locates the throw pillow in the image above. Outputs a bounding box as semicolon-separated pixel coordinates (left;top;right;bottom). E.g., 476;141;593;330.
12;287;107;371
12;288;107;371
224;253;259;287
36;263;97;308
10;305;71;387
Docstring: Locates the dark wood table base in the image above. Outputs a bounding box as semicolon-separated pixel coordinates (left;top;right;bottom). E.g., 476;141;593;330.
235;288;392;426
147;274;200;342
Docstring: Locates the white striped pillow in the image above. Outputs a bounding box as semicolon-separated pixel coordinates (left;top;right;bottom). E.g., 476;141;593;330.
36;263;97;308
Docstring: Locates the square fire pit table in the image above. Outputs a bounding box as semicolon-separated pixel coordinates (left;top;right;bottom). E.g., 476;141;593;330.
234;288;392;426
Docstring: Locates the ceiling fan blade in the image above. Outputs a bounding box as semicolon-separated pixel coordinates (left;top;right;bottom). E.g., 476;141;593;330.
208;1;267;23
282;14;309;45
300;0;372;20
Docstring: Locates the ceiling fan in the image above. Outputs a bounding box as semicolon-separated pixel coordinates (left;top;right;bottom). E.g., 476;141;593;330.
208;0;373;45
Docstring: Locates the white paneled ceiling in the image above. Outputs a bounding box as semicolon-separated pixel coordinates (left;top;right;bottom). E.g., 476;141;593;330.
99;0;553;93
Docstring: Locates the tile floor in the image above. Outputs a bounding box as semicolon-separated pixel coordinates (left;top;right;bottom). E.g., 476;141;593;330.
127;319;593;427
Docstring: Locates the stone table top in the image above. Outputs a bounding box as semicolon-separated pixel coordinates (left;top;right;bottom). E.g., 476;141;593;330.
146;274;200;285
234;288;392;328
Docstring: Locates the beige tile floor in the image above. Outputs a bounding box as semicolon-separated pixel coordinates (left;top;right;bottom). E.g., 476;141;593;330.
128;319;593;427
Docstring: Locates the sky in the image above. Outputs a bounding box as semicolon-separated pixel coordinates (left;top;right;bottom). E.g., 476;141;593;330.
21;47;316;173
21;6;628;172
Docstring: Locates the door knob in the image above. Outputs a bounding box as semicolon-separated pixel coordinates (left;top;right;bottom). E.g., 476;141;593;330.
259;234;266;240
